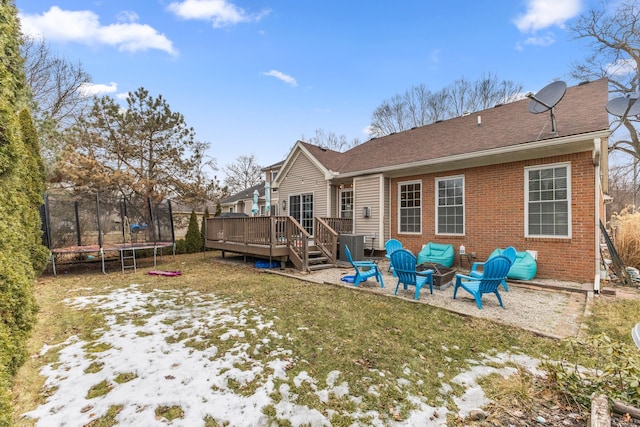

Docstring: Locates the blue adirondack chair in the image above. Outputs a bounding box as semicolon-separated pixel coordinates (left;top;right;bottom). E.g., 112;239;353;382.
453;255;512;309
390;249;434;300
469;246;517;291
633;322;640;349
384;239;403;272
344;244;384;288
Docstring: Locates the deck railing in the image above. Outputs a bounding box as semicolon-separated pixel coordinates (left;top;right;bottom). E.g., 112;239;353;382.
319;217;352;234
206;216;289;246
205;216;314;271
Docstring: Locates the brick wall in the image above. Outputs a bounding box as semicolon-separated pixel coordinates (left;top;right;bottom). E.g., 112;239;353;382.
389;152;597;282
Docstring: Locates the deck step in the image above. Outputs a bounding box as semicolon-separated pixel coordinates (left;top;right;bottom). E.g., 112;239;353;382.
308;263;336;271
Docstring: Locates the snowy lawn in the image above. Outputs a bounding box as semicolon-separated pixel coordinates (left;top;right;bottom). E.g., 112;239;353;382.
15;257;562;426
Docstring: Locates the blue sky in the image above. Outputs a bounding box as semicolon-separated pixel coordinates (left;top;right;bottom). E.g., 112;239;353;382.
17;0;600;180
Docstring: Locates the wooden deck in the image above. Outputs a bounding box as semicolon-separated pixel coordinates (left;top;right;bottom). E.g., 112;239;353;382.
205;216;352;271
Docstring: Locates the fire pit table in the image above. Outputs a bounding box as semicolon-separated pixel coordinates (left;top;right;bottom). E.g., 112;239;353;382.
417;263;456;290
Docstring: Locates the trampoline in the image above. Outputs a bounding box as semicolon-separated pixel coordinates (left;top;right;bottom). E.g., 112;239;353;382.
41;193;176;274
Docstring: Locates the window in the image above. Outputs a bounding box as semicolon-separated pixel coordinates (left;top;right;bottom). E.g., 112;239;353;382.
340;189;353;218
526;164;570;237
436;176;464;235
289;193;314;235
398;181;421;233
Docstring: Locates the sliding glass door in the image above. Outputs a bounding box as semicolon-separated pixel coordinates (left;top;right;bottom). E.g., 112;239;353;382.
289;193;314;235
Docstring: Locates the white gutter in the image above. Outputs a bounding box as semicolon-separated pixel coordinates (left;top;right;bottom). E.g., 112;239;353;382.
593;138;602;294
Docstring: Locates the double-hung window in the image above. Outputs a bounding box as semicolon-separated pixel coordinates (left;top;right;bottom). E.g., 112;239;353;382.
436;176;464;235
340;189;353;218
398;181;421;233
526;163;570;237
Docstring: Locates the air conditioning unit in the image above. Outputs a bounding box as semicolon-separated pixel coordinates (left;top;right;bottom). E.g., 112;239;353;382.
339;234;365;261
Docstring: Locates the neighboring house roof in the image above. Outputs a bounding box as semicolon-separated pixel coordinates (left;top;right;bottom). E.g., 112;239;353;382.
278;78;609;183
170;200;217;214
220;182;266;205
217;212;249;218
262;160;284;171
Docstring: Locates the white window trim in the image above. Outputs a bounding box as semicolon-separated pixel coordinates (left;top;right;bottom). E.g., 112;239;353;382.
435;175;465;236
524;162;572;239
339;188;354;219
397;179;422;235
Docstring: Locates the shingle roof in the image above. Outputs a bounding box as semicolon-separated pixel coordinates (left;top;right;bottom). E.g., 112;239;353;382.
299;79;610;175
297;142;345;171
220;182;266;204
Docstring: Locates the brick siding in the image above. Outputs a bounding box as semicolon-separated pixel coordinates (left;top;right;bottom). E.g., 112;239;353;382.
390;152;596;282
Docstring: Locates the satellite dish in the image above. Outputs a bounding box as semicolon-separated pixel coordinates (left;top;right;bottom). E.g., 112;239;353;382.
606;95;640;118
527;81;567;134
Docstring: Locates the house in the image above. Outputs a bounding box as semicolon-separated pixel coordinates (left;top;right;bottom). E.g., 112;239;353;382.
219;182;267;216
219;161;283;216
171;200;217;239
272;79;610;284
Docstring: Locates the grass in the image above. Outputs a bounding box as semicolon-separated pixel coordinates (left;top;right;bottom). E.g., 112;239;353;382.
584;296;640;343
9;252;640;425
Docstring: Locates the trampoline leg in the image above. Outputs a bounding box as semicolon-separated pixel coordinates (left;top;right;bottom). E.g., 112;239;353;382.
51;253;57;276
101;249;106;274
154;246;158;267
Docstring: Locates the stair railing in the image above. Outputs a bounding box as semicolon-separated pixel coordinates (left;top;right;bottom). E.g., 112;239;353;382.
315;217;338;264
285;217;311;271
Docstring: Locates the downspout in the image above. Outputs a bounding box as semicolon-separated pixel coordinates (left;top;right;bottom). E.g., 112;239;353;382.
377;175;384;250
388;177;392;241
326;180;332;219
593;138;602;294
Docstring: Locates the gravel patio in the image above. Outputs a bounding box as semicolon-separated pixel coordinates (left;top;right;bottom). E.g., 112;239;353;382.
267;257;593;339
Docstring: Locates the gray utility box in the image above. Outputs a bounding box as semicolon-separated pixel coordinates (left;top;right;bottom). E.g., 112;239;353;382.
339;234;365;262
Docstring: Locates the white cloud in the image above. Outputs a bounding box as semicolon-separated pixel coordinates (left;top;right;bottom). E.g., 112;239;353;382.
607;57;637;77
514;0;583;32
19;6;176;55
522;33;556;47
78;82;118;97
167;0;270;28
263;70;298;87
429;49;441;64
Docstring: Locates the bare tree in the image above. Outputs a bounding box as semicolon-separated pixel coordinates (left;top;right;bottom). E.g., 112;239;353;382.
448;77;473;117
370;94;408;137
369;74;524;137
22;36;92;126
570;0;640;160
21;36;92;176
425;88;450;123
301;128;361;152
180;140;219;207
607;163;636;220
223;154;263;194
473;72;523;110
